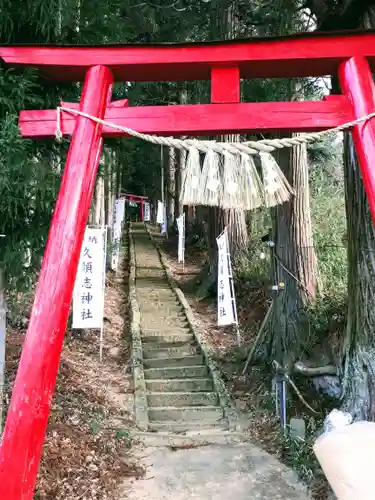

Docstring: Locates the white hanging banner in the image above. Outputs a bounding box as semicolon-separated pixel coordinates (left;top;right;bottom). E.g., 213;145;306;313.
216;228;238;327
111;198;125;271
161;205;167;235
156;200;164;224
177;214;185;263
144;202;151;222
73;227;106;329
111;198;125;239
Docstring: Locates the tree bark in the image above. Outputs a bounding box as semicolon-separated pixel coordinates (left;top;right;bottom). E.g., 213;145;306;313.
341;133;375;419
94;176;104;226
0;268;6;432
308;1;375;420
115;150;122;198
340;6;375;419
265;137;318;366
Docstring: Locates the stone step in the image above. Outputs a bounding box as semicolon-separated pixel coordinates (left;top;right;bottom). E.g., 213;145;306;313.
142;333;194;344
142;327;191;336
146;378;213;392
139;293;175;299
141;316;188;325
137;287;170;292
148;421;228;432
137;289;175;296
145;378;213;393
143;345;199;359
138;297;178;304
147;392;218;407
136;283;168;288
148;405;224;422
140;311;186;321
138;302;182;311
144;339;196;348
144;365;208;380
141;321;189;331
131;226;232;436
136;284;169;289
144;355;204;369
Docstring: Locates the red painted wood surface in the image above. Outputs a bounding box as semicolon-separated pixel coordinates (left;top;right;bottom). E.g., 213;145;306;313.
120;193;148;199
339;56;375;225
19;98;354;138
62;98;128;108
211;67;240;103
0;65;113;500
3;31;375;81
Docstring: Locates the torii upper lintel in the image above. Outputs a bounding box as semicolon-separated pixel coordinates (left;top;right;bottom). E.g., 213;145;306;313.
2;29;375;82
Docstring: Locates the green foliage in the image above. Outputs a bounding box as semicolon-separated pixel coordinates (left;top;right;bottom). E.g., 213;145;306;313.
0;66;61;290
310;141;347;298
283;419;322;484
233;209;271;287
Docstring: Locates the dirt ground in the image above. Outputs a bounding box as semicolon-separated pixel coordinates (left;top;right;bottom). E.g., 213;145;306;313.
4;268;143;500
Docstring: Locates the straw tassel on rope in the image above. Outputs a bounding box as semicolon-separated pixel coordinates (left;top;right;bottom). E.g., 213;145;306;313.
239;153;264;210
222;151;242;210
198;149;221;206
260;152;294;207
180;147;201;206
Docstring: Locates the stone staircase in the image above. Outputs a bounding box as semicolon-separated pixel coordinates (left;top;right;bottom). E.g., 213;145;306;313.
129;223;235;434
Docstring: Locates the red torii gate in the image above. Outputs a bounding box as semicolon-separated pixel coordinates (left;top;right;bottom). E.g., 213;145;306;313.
1;29;375;499
119;193;149;221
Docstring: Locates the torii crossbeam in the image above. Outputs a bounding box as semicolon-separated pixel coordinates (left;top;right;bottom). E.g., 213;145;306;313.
1;29;375;499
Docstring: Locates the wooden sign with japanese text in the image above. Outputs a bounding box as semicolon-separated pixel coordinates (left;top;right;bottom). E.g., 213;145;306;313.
73;227;106;329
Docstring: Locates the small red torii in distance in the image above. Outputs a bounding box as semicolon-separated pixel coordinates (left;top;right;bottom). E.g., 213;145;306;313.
119;193;149;221
1;29;375;499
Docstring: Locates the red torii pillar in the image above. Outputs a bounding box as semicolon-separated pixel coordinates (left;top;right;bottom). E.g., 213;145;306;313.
0;65;113;498
339;56;375;215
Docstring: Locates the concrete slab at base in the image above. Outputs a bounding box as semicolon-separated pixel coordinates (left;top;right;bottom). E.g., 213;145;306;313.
126;443;312;499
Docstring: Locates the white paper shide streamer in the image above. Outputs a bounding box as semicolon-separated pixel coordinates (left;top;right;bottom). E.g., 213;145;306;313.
111;198;125;271
216;228;238;328
73;227;106;330
176;213;185;264
157;200;164;224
